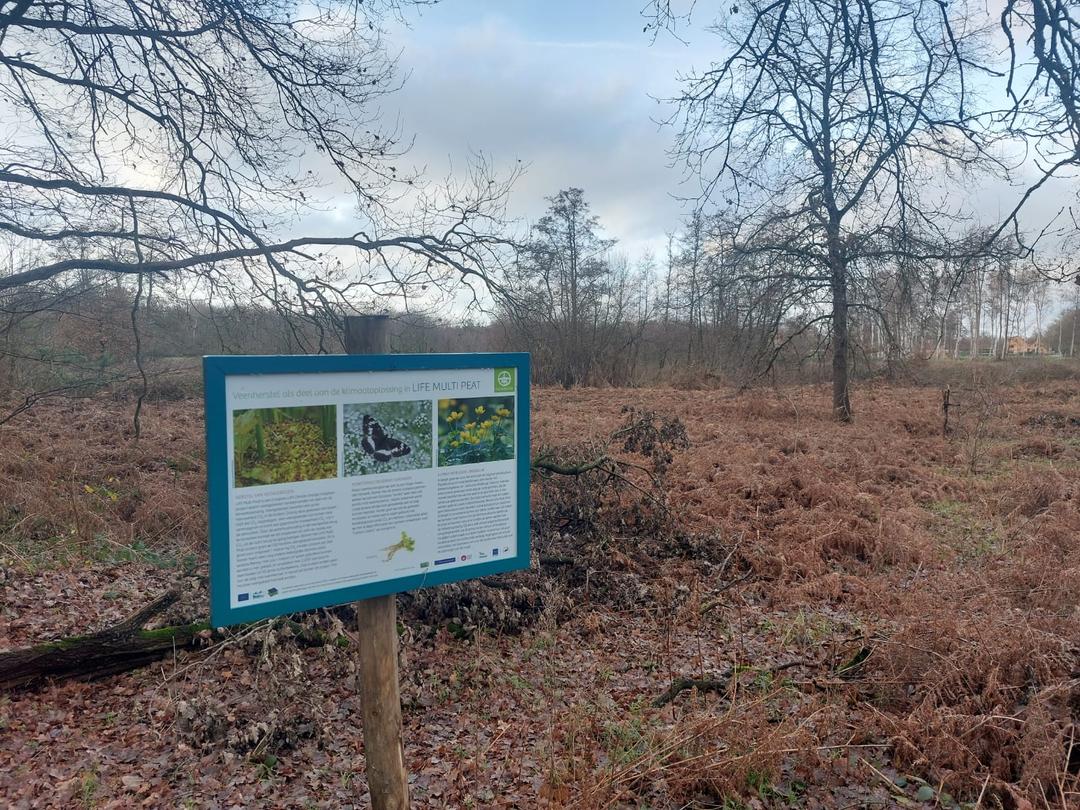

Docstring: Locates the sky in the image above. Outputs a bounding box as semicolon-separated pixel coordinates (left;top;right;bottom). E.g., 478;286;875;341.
380;0;709;260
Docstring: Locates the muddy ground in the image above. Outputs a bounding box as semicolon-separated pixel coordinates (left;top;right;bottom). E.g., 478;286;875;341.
0;380;1078;808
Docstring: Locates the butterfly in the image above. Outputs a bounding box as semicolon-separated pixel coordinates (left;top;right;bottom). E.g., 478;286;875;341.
361;414;412;462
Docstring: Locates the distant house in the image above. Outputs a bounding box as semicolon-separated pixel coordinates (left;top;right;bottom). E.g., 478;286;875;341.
1006;336;1049;355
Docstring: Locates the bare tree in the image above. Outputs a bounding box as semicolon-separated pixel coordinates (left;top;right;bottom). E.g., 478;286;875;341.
999;0;1080;217
505;188;619;387
645;0;1079;173
659;210;813;380
0;0;514;340
652;0;998;419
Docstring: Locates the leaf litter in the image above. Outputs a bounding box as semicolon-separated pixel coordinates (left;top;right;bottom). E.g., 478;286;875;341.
0;381;1078;807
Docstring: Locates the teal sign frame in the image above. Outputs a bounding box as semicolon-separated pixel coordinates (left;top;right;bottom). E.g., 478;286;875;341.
204;352;530;626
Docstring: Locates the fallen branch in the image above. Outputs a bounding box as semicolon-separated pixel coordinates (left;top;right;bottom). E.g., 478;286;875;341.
530;454;612;476
653;660;811;708
115;587;180;632
531;452;674;519
0;587;207;690
0;589;352;690
653;676;732;707
700;568;758;614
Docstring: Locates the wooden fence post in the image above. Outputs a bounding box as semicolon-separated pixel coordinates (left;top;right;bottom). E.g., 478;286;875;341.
344;314;410;810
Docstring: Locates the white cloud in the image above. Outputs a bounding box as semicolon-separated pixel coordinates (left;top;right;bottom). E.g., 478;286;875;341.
382;13;698;255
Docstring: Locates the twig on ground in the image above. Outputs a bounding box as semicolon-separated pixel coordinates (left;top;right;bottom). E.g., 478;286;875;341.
652;660;811;708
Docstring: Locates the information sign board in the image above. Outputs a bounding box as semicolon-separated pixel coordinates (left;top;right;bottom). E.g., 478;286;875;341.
204;353;530;626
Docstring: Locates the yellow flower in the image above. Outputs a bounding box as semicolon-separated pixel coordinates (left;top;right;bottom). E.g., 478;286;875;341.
481;419;493;429
496;407;511;417
447;410;463;422
475;406;485;415
464;421;476;430
450;440;460;448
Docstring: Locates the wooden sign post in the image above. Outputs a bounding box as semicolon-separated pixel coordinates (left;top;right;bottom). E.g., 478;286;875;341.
345;314;410;810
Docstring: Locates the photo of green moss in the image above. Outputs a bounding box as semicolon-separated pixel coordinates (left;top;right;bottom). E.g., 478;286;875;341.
437;396;515;467
232;405;337;487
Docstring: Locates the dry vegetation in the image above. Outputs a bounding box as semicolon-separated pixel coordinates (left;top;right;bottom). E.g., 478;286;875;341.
1;376;1079;808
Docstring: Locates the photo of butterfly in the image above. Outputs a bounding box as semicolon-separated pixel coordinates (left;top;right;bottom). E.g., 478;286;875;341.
361;414;412;462
342;400;432;476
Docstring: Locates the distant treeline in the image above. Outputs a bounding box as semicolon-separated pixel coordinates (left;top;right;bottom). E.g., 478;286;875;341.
2;282;1077;405
1;284;828;395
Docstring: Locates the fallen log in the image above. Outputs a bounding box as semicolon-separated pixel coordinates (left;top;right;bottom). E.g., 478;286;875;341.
0;589;353;690
0;588;209;690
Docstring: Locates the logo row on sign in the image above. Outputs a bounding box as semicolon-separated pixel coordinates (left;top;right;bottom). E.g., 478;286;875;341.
428;547;509;567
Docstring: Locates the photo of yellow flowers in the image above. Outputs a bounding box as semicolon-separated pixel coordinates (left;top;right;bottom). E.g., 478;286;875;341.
437;396;515;466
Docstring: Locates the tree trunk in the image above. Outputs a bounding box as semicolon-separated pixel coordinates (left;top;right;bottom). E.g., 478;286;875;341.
1000;276;1011;359
1071;304;1077;356
972;291;981;359
828;232;852;422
